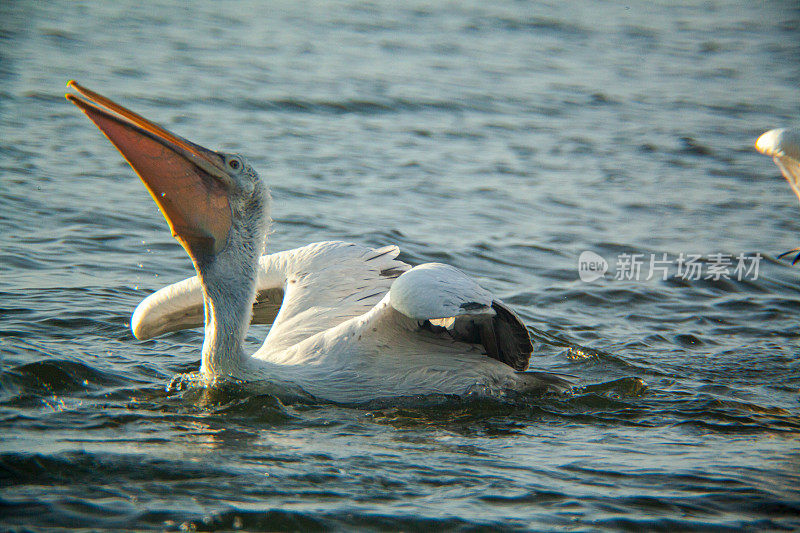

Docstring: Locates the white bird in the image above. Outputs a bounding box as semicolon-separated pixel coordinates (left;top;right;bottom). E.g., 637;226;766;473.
756;128;800;263
66;81;569;403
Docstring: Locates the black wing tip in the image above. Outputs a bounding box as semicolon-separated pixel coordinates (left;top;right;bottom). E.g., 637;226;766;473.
460;301;490;311
364;248;395;262
380;267;406;279
418;300;533;372
487;301;533;372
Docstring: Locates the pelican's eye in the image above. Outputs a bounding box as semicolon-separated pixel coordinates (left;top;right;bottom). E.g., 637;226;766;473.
228;159;240;170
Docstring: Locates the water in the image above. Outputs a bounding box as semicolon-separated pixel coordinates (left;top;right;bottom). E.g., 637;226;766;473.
2;1;800;530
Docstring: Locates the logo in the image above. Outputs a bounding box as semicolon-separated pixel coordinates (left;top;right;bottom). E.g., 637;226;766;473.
578;251;608;282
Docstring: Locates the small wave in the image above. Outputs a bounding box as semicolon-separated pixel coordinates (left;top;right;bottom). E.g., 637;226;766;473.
0;450;231;487
581;377;648;397
464;15;589;37
670;396;800;435
209;96;490;116
161;375;310;419
168;508;493;533
2;359;126;397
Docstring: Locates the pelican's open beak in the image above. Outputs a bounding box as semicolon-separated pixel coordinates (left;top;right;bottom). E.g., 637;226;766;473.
66;80;232;259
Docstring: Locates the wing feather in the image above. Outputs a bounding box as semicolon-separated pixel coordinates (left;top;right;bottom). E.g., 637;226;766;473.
261;241;410;352
131;241;407;342
131;275;285;340
387;263;534;371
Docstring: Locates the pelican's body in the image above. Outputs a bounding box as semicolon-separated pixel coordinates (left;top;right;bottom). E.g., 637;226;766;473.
132;241;554;402
67;82;568;403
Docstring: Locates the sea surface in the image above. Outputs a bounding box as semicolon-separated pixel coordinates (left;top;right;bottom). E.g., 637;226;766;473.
2;1;800;531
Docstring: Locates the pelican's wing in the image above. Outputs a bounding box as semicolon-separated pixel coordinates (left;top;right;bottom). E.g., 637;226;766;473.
318;263;572;398
131;241;408;343
371;262;534;371
756;128;800;203
130;266;285;341
262;241;409;351
131;276;203;340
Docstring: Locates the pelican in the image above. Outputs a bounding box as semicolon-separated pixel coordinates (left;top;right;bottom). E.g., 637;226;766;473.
66;81;569;403
756;128;800;263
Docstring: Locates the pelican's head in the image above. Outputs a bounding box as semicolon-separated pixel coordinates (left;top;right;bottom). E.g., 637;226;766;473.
66;81;270;267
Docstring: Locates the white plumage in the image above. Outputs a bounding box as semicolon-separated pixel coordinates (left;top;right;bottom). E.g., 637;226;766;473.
757;128;800;203
67;82;570;403
132;241;567;402
757;128;800;264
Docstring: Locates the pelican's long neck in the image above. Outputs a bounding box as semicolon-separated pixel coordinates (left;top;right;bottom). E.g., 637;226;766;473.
196;190;270;379
197;252;258;377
